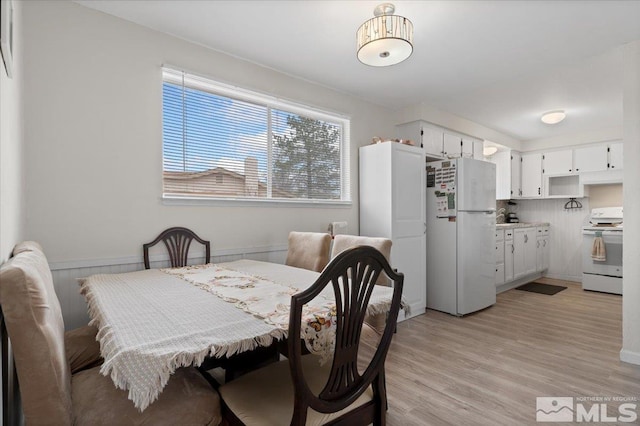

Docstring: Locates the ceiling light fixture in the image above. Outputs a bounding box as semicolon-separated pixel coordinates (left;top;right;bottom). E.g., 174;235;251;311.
357;3;413;67
541;110;566;124
483;146;498;156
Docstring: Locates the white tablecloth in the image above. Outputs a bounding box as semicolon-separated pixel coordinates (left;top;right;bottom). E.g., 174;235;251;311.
79;260;395;411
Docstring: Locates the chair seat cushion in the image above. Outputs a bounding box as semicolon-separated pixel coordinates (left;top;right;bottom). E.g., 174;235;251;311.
65;325;102;374
219;355;373;426
72;366;221;426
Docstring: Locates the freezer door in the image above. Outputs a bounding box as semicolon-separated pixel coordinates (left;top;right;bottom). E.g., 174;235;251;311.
457;158;496;212
456;211;497;314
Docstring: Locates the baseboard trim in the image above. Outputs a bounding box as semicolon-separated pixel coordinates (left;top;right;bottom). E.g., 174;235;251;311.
48;244;289;271
543;273;581;283
620;349;640;365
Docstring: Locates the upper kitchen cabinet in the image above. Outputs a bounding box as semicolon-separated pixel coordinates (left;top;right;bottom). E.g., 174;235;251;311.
543;149;573;174
521;153;543;197
422;126;445;158
396;121;483;161
443;133;463;158
574;145;608;173
609;142;623;170
511;151;522;198
462;138;484;160
397;121;443;159
490;149;522;200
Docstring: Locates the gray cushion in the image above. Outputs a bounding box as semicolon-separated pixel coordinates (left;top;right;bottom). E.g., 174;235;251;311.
285;232;332;272
65;325;102;374
220;355;372;426
72;366;221;426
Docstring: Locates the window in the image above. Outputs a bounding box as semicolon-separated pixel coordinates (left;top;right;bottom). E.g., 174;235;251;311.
162;68;351;203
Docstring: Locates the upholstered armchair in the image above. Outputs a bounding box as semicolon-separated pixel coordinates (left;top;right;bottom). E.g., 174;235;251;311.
0;241;221;425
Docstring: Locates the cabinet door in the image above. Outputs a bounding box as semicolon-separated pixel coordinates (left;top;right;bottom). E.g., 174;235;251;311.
513;229;526;279
511;151;522;198
514;228;537;278
609;142;623;170
574;145;608;173
542;236;550;271
505;240;514;282
491;151;511;200
536;237;544;272
392;145;426;318
462;138;474;158
443;133;462;158
521;153;542;197
523;228;538;275
422;126;444;158
543;150;573;174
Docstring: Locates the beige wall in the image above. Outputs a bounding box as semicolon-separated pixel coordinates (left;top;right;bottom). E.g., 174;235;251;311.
0;0;24;262
21;1;396;263
587;184;623;209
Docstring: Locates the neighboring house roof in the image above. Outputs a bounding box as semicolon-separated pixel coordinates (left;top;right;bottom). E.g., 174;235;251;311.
163;167;294;198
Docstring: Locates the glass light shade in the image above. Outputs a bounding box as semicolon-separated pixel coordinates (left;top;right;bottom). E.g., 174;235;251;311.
483;146;498;156
541;110;566;124
357;15;413;67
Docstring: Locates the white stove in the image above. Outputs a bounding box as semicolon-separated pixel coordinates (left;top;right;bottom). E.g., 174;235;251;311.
582;207;623;294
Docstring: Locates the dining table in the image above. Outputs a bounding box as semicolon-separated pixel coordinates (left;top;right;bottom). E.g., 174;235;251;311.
79;259;399;411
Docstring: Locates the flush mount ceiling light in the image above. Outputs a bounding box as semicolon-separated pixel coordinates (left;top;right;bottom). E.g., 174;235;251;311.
357;3;413;67
541;110;566;124
483;146;498;156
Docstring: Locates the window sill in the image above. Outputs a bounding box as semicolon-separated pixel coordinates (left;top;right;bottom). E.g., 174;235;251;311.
162;195;352;208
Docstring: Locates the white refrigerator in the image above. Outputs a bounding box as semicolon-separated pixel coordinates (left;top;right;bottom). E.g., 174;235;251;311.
426;158;497;315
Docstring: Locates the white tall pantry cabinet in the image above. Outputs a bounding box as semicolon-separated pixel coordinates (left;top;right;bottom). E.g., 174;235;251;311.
359;142;427;320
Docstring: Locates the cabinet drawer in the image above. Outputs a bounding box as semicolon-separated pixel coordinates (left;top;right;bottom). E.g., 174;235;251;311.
505;229;514;240
495;229;505;241
536;226;550;236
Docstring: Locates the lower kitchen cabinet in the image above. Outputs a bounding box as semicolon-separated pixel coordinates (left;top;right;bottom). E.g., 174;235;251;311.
536;226;550;272
495;230;505;286
514;227;537;279
504;229;515;282
497;225;549;290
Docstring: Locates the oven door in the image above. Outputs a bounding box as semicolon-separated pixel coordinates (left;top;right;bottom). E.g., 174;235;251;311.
582;230;623;277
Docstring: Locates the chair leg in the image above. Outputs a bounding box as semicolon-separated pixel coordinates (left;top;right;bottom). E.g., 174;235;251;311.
372;372;387;425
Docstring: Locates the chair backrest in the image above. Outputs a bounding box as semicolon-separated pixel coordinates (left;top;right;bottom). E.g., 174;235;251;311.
284;231;332;272
143;227;211;269
0;242;73;425
330;235;392;285
287;246;403;424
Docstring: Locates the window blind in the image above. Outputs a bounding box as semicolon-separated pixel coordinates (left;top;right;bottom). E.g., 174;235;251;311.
162;68;350;202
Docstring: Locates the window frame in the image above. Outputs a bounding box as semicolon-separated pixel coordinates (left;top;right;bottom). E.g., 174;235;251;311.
161;67;352;206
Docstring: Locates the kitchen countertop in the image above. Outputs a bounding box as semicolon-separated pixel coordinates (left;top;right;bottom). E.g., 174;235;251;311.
496;222;550;229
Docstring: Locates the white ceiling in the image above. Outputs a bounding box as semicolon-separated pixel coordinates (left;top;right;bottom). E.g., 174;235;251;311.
76;0;640;142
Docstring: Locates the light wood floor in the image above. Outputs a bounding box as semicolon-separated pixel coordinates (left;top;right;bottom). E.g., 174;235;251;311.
365;279;640;425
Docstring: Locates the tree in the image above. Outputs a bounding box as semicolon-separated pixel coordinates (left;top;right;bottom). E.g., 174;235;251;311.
272;114;341;199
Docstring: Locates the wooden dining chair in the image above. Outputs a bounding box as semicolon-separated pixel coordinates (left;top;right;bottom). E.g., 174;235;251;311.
330;235;392;285
143;226;211;269
219;245;404;426
331;236;393;335
285;231;332;272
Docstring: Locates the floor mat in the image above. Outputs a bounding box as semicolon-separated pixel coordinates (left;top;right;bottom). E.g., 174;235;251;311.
516;282;567;295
